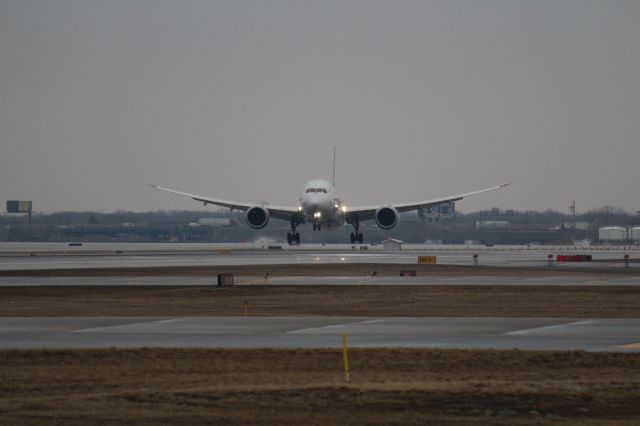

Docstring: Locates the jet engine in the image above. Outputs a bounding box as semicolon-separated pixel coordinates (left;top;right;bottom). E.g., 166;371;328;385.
375;206;399;229
245;206;270;229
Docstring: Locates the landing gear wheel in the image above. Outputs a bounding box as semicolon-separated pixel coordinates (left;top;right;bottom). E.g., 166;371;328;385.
317;224;321;231
288;215;303;245
348;215;362;244
313;224;317;231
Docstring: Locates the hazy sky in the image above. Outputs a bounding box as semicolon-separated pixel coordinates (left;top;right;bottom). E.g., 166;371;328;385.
1;0;638;214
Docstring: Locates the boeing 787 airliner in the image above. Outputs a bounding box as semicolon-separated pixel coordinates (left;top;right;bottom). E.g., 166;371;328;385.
148;180;510;244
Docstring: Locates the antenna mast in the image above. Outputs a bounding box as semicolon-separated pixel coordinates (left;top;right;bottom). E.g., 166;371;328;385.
332;146;336;186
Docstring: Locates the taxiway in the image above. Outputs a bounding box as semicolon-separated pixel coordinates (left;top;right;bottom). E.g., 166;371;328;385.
1;316;639;352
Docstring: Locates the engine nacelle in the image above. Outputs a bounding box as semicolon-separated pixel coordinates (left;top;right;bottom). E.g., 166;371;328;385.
375;206;399;230
245;206;270;229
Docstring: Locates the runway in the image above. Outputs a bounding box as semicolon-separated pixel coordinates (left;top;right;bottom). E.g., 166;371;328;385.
2;242;639;353
1;316;639;352
0;244;640;270
2;274;640;287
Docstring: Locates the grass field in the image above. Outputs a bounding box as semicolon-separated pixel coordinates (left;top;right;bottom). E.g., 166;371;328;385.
1;348;640;425
1;284;640;317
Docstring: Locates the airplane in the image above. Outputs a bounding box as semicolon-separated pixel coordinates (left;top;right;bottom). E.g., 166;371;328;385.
148;179;511;244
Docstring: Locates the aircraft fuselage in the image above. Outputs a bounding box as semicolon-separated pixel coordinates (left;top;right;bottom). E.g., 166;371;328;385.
298;179;345;228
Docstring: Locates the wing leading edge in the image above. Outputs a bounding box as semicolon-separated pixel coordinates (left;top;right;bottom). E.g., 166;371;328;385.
346;182;513;221
146;184;299;221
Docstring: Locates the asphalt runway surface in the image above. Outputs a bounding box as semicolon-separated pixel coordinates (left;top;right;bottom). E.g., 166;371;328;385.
1;316;639;352
2;274;640;287
1;247;638;271
2;243;639;352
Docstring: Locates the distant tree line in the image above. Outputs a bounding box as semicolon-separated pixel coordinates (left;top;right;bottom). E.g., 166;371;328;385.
458;206;639;226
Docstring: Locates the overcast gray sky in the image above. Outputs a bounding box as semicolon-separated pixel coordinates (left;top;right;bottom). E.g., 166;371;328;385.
1;0;638;214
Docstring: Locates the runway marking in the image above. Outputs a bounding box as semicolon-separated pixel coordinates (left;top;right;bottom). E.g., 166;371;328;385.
505;320;593;336
74;318;182;333
287;320;375;334
618;342;640;349
581;280;605;286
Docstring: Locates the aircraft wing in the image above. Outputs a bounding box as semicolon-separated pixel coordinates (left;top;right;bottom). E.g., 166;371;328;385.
147;184;299;221
345;182;512;221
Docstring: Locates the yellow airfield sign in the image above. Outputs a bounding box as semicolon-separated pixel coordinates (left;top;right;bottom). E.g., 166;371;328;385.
418;256;437;265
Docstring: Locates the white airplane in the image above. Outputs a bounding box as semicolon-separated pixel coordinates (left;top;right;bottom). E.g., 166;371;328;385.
148;179;511;244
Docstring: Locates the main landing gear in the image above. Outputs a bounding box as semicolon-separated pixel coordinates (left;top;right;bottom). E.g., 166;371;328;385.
350;232;364;244
313;223;322;231
349;216;364;244
287;232;300;245
287;216;301;245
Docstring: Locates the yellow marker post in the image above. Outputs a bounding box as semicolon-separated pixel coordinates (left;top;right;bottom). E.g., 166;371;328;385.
341;333;351;383
243;301;248;318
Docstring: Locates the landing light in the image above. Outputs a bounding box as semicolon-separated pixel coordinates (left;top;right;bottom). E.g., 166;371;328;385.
297;206;303;212
341;206;347;213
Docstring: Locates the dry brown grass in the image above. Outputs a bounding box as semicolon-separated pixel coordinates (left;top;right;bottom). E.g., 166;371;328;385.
1;348;640;425
1;284;640;317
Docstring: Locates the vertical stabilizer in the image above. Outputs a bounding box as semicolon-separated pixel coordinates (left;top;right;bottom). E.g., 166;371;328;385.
332;146;336;187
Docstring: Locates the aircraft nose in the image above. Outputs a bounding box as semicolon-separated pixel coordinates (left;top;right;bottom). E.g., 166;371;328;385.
303;193;327;214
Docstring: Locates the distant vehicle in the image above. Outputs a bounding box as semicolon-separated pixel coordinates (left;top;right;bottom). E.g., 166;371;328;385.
148;180;510;245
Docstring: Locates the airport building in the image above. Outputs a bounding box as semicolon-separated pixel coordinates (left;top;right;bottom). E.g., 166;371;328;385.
382;238;403;251
599;226;629;242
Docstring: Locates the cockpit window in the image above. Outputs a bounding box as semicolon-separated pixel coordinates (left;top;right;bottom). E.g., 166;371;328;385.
306;188;327;193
